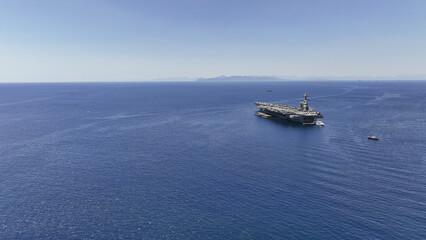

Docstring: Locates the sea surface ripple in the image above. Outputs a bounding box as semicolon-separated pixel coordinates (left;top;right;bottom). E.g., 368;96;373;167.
0;81;425;239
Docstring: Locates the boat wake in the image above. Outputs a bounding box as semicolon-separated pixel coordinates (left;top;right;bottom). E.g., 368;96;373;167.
365;93;403;105
0;94;69;107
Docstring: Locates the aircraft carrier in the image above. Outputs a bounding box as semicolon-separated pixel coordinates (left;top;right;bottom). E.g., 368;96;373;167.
255;93;323;124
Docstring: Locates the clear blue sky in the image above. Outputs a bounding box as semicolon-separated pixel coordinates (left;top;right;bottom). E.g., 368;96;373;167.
1;0;426;82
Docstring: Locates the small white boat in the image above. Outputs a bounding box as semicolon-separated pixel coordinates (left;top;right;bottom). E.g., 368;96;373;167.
316;121;325;126
368;136;379;140
255;112;272;118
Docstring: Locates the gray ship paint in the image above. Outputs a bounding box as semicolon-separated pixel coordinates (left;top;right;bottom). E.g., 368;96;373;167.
255;94;323;123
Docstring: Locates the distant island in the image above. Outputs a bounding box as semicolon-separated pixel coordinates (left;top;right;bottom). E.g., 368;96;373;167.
197;76;286;82
196;74;426;82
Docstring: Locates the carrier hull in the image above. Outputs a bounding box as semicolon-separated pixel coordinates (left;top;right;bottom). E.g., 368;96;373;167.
255;94;323;124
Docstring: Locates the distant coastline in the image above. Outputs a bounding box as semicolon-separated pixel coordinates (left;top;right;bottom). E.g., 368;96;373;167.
197;76;286;82
197;74;426;82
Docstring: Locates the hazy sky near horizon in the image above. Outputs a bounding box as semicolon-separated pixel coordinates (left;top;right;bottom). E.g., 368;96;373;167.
1;0;426;82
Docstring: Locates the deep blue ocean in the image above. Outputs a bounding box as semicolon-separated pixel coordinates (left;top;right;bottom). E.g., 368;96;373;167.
0;81;425;239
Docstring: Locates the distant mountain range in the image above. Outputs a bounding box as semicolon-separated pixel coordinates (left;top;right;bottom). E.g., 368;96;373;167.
197;74;426;82
197;76;286;82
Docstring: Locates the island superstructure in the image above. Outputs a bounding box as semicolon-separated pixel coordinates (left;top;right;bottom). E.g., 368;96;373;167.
255;93;323;124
